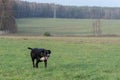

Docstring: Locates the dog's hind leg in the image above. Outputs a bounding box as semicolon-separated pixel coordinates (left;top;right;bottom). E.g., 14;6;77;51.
32;58;35;68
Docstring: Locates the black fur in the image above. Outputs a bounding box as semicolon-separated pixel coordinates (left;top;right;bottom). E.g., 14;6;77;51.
28;47;51;68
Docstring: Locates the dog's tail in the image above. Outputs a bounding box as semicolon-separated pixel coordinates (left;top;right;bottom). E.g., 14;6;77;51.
28;47;33;50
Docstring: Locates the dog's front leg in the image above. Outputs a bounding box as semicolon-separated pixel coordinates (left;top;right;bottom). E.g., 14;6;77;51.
44;60;47;68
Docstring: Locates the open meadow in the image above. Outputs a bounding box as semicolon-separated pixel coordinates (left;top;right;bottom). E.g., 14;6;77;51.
17;18;120;36
0;36;120;80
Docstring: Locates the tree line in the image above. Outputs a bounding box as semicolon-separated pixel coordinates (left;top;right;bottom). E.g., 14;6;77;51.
1;0;120;34
14;0;120;19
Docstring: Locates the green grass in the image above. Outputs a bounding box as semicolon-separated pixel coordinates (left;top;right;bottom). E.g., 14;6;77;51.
0;36;120;80
16;18;120;36
17;18;93;35
101;20;120;34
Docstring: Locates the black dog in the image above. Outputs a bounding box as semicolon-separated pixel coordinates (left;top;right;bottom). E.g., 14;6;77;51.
28;47;51;68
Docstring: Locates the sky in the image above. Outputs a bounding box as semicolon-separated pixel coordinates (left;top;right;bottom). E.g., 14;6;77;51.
22;0;120;7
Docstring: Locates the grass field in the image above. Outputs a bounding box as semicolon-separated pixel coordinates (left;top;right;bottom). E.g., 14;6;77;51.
17;18;120;36
0;36;120;80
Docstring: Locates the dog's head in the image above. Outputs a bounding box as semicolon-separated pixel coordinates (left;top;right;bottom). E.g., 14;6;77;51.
47;50;51;57
44;50;51;57
40;49;51;61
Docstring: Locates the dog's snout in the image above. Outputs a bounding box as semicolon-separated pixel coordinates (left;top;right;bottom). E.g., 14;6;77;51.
47;54;50;57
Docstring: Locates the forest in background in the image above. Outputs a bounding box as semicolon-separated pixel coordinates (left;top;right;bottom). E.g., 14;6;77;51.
14;0;120;19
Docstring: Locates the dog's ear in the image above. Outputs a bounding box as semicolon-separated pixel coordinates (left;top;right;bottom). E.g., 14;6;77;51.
47;50;51;54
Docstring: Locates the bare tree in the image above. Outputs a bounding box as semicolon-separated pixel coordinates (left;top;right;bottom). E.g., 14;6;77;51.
0;0;17;33
92;19;102;36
